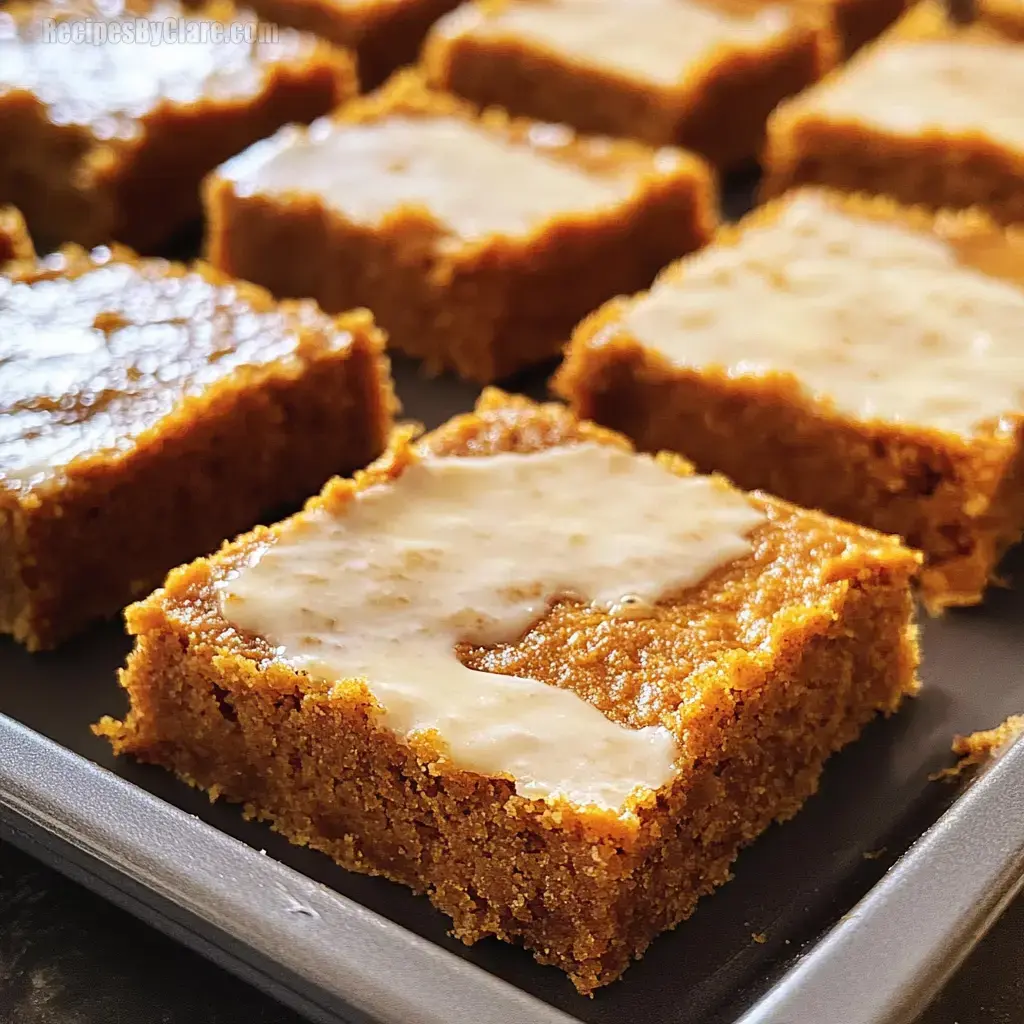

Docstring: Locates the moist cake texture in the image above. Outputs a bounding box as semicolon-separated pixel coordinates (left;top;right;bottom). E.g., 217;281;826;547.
226;0;461;88
555;189;1024;610
421;0;834;169
763;0;1024;224
99;390;920;992
205;73;715;382
0;244;393;649
0;0;356;251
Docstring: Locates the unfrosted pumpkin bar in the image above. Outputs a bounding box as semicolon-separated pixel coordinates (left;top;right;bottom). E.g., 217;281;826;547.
0;245;393;650
228;0;461;87
762;0;1024;224
204;73;716;382
555;189;1024;611
421;0;835;169
0;0;356;251
98;389;919;993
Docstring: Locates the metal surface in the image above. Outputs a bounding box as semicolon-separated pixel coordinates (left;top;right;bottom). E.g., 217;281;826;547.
740;735;1024;1024
0;716;576;1024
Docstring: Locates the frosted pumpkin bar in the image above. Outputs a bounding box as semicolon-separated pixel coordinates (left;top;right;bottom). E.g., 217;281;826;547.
204;73;715;382
97;389;920;993
421;0;835;169
0;0;356;251
762;0;1024;224
555;189;1024;610
0;244;393;650
230;0;461;87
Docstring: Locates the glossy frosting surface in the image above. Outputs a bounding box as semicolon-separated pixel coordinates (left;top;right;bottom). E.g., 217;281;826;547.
0;253;330;491
802;39;1024;151
0;1;315;135
433;0;792;87
218;443;765;810
621;192;1024;434
219;114;642;241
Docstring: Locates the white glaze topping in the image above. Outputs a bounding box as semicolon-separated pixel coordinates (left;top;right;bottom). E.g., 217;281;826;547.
796;40;1024;152
218;444;765;812
617;192;1024;435
0;2;314;136
432;0;792;88
217;115;641;241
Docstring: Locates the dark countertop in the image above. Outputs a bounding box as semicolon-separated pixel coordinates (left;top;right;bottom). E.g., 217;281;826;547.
1;840;1021;1024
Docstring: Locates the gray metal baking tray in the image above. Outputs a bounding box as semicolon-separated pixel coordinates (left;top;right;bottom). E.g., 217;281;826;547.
2;178;1024;1024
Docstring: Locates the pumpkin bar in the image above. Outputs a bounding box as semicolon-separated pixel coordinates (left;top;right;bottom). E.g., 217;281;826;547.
0;245;394;650
555;189;1024;611
0;208;33;266
97;389;920;993
231;0;461;88
0;0;356;252
421;0;835;169
762;0;1024;224
204;73;716;383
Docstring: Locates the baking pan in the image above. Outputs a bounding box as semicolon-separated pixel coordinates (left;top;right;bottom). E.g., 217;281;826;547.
2;177;1024;1024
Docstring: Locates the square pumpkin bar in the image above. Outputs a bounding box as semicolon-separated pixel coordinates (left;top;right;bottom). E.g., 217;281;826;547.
0;0;356;251
98;389;919;993
421;0;835;169
0;242;394;650
205;73;716;382
231;0;461;87
556;189;1024;611
763;0;1024;224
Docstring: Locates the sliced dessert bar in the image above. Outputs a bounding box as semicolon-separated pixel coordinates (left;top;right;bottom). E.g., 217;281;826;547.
556;189;1024;610
0;245;393;649
99;389;920;992
762;0;1024;224
204;73;716;382
0;0;356;251
422;0;834;169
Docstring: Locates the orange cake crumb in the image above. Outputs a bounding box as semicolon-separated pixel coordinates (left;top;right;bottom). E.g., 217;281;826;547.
953;716;1024;768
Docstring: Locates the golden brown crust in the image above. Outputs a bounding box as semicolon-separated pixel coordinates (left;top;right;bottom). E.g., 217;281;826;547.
0;0;356;251
0;207;34;266
0;245;395;649
762;0;1024;222
421;0;837;169
555;188;1024;612
98;389;919;992
204;72;717;382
